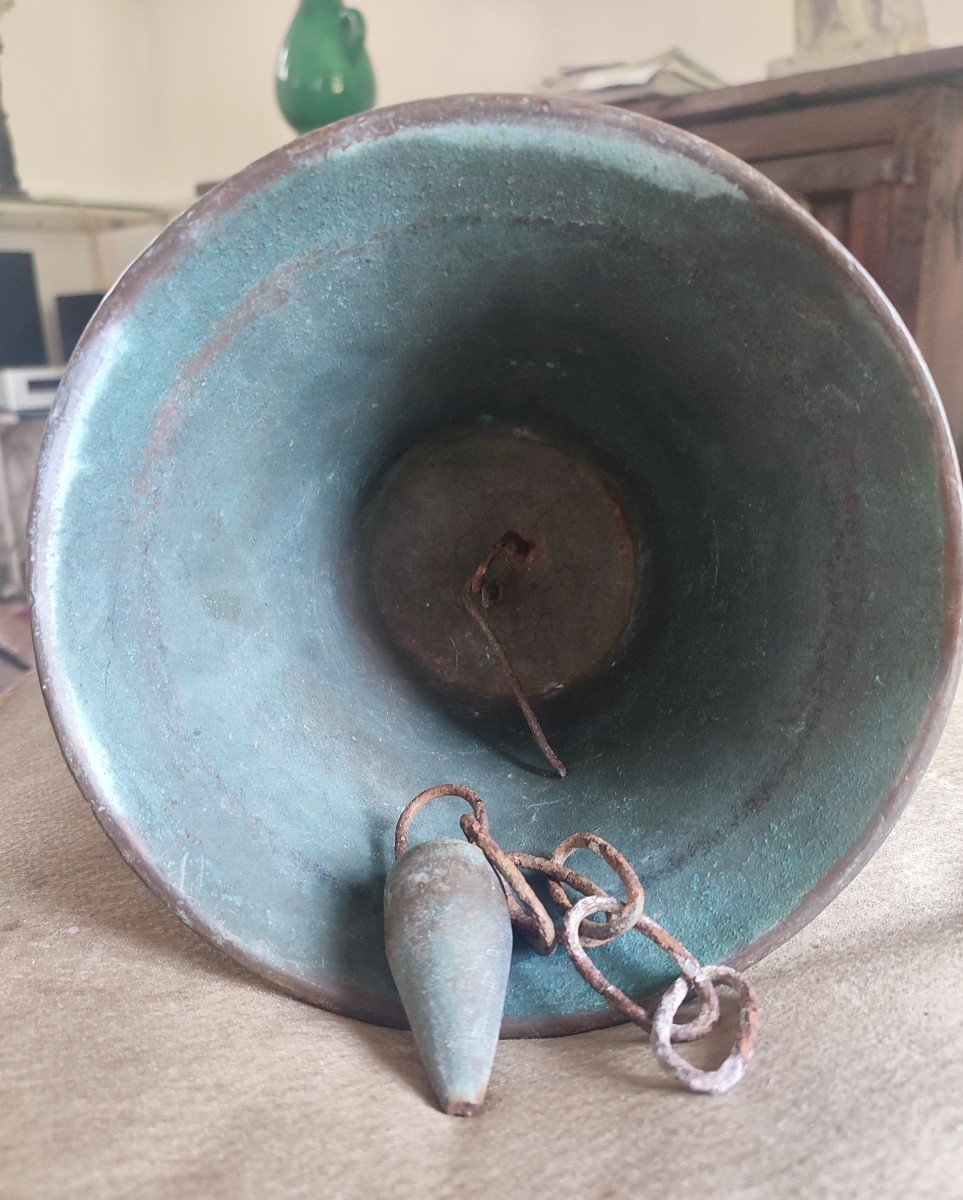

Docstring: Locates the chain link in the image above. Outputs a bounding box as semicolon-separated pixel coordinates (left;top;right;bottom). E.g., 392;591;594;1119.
651;965;760;1094
559;894;720;1043
548;832;646;947
394;786;760;1096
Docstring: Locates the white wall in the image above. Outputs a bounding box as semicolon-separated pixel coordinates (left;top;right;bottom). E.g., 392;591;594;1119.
2;0;158;202
4;0;963;207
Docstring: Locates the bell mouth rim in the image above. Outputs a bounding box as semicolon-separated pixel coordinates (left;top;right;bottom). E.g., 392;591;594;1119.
27;91;963;1038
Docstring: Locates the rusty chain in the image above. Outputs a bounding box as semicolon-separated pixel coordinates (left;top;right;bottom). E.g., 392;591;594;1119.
394;784;491;858
651;964;759;1093
559;894;721;1043
395;785;760;1096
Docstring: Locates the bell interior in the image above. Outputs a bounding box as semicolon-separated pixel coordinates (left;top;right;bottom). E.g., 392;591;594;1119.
33;100;953;1031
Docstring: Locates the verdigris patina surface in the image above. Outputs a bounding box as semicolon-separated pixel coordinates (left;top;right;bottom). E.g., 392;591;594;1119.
29;95;962;1034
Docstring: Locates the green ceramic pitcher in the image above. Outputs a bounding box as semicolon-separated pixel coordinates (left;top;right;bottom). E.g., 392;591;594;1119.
275;0;375;134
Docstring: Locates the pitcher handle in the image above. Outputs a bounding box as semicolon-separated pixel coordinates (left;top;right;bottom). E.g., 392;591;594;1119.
341;7;367;62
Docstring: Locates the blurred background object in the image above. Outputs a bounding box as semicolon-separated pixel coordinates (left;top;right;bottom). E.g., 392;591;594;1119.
770;0;930;76
276;0;375;133
3;1;962;209
0;393;47;593
542;49;725;105
0;249;43;365
0;0;23;197
56;292;104;359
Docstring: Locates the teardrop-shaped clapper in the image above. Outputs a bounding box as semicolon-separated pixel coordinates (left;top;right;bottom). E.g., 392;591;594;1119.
384;838;512;1116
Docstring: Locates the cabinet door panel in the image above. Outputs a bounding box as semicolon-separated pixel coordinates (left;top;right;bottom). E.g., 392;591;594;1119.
808;192;852;244
688;94;904;163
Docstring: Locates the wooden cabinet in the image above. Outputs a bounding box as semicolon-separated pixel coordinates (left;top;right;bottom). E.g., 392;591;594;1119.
616;46;963;448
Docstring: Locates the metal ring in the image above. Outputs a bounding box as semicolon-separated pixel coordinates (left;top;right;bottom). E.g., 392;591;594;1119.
560;894;720;1042
650;964;760;1095
509;852;610;905
471;845;623;956
394;785;490;860
461;817;558;956
549;833;645;947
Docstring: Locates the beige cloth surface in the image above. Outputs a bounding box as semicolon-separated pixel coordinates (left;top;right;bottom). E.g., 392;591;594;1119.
1;671;961;1200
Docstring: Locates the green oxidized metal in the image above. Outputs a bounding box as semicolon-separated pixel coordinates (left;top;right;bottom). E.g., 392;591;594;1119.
276;0;375;134
385;839;512;1114
28;96;963;1036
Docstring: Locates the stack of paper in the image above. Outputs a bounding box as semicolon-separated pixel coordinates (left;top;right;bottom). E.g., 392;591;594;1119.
542;48;725;104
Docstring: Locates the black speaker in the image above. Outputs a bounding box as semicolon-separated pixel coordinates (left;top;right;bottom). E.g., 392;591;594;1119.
56;292;104;361
0;252;45;367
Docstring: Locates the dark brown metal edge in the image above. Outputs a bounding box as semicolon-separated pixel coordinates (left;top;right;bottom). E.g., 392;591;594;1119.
28;93;963;1040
